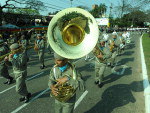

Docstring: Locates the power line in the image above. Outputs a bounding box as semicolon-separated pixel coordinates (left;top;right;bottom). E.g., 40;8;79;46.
45;5;62;10
42;1;66;9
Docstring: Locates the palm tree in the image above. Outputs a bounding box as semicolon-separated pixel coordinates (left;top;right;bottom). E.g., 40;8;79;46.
98;4;107;17
90;3;107;18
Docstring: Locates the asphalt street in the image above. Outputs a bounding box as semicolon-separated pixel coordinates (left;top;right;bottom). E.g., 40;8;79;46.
0;32;145;113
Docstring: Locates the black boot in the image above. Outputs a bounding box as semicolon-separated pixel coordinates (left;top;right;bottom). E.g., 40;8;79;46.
19;97;25;102
98;82;104;88
40;65;45;69
3;77;13;85
24;93;32;103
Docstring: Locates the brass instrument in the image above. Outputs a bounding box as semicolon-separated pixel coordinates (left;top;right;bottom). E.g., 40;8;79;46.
47;8;99;101
51;82;76;102
109;40;114;52
34;41;39;52
0;46;33;62
93;44;105;62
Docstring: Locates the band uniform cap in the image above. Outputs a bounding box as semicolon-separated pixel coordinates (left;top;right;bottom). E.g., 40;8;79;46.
10;43;19;50
37;34;42;37
112;32;117;35
54;52;66;60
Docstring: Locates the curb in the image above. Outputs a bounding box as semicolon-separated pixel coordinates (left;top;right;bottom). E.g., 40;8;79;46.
140;34;150;113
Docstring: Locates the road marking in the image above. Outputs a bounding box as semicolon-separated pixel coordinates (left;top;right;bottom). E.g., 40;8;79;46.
120;65;128;75
11;88;50;113
0;72;44;95
111;65;128;75
74;90;88;109
11;89;88;112
140;34;150;113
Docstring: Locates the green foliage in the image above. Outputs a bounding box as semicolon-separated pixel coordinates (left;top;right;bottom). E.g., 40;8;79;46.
142;33;150;79
90;3;107;18
15;8;40;15
57;11;92;33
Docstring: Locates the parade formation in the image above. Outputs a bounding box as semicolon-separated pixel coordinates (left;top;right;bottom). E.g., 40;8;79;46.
0;5;149;113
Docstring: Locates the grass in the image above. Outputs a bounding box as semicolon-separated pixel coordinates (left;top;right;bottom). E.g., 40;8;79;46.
142;33;150;79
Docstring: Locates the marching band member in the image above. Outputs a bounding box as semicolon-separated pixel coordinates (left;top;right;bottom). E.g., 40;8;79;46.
0;39;13;85
4;43;31;103
7;34;17;45
48;53;85;113
34;34;45;69
109;33;121;67
93;40;112;88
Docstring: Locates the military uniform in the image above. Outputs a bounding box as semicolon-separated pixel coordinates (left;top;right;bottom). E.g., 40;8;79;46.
35;35;45;69
5;43;31;102
93;42;112;87
48;53;84;113
109;34;121;66
0;40;13;84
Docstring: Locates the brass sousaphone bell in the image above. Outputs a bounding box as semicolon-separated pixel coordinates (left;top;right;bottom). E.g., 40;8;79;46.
47;8;99;102
47;8;99;59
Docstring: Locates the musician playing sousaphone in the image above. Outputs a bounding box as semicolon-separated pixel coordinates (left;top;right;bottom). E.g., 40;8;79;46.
47;7;99;113
93;39;112;88
34;34;45;69
48;53;85;113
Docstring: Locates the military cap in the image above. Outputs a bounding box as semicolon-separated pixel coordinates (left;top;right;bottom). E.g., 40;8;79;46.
112;32;117;35
37;34;42;37
10;43;19;50
54;52;66;60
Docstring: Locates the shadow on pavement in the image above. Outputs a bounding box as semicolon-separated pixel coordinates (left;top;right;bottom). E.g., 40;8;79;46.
78;63;94;72
84;80;144;113
122;51;135;56
103;67;132;84
117;57;134;65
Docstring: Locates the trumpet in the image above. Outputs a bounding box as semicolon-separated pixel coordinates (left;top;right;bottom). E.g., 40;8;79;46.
0;45;33;62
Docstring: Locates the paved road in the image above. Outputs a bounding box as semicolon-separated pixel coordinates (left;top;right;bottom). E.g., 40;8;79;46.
0;32;145;113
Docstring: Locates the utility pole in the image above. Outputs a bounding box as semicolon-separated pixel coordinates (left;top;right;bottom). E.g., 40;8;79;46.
109;3;113;18
70;0;73;7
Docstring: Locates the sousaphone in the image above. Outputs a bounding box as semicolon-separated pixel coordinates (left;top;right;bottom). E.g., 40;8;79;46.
47;8;99;102
47;8;99;59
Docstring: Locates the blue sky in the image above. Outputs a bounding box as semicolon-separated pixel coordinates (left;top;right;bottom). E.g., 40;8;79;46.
1;0;149;16
41;0;117;15
1;0;119;16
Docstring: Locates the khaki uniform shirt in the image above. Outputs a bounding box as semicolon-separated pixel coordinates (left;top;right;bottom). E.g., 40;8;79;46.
48;63;84;90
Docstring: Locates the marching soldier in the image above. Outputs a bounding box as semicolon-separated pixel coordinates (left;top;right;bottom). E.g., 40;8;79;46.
93;40;112;88
7;34;17;46
48;53;85;113
19;35;29;61
0;39;13;84
4;43;31;103
34;34;45;69
109;33;121;67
